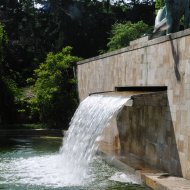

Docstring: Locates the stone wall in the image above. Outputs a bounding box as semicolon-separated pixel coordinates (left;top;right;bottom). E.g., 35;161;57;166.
77;29;190;180
117;92;181;176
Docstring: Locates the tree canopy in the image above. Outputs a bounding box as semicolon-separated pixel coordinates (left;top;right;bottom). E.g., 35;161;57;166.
107;21;152;51
0;0;156;128
29;46;81;128
0;23;17;125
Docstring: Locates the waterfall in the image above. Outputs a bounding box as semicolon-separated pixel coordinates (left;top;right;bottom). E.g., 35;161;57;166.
0;94;135;188
59;94;130;183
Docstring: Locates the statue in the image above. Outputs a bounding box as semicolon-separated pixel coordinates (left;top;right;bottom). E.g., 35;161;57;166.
153;0;190;35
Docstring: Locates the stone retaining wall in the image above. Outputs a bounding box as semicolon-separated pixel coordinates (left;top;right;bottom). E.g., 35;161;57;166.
117;92;181;176
77;29;190;180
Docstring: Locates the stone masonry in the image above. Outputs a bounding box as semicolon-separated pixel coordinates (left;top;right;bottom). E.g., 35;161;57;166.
117;92;181;176
77;29;190;180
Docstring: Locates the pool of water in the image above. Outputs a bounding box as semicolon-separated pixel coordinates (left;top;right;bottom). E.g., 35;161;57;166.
0;137;150;190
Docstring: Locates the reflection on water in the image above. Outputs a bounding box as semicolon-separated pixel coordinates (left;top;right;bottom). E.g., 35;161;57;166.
0;137;149;190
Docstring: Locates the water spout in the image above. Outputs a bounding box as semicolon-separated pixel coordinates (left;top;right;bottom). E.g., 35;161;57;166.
59;94;131;183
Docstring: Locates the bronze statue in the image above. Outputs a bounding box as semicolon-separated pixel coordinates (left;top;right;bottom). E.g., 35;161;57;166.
153;0;189;35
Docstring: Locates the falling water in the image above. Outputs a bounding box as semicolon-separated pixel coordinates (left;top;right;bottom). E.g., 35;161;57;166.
59;94;130;184
0;94;145;189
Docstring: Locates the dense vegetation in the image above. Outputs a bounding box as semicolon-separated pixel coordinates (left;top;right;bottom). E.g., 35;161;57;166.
155;0;165;12
0;0;155;129
107;21;152;51
0;23;17;125
30;46;81;128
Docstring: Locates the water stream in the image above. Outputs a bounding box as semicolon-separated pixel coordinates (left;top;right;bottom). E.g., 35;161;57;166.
0;95;149;189
59;95;131;184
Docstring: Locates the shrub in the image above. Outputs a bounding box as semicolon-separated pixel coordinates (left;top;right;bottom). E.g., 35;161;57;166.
107;21;152;51
30;46;81;129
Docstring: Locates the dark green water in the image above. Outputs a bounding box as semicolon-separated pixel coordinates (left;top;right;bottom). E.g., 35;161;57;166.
0;137;150;190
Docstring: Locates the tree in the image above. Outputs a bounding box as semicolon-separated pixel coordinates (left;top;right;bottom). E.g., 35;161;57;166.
107;21;152;51
30;46;81;128
0;0;155;64
0;0;156;126
0;23;18;126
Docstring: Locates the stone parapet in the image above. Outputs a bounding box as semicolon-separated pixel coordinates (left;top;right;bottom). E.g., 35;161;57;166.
77;28;190;180
77;28;190;66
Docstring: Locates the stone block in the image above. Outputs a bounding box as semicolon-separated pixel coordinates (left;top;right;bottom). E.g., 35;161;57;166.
145;142;157;165
188;136;190;161
178;139;184;153
165;111;172;121
184;84;190;90
129;36;149;46
185;90;190;100
184;74;190;83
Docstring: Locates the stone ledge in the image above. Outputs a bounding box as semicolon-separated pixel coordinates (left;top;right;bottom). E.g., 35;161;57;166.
89;91;167;107
0;129;63;137
141;173;190;190
77;28;190;65
99;151;190;190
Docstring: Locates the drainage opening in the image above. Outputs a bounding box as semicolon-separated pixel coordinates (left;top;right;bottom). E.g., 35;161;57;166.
115;86;167;92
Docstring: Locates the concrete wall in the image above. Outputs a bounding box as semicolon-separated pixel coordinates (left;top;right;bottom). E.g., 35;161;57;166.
77;29;190;180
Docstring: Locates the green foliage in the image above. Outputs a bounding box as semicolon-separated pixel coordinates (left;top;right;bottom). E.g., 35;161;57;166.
107;21;152;51
0;23;19;98
0;22;20;99
0;23;8;63
0;23;18;126
0;0;155;65
30;46;81;128
0;77;18;125
3;77;21;98
0;23;8;70
0;0;155;127
155;0;165;12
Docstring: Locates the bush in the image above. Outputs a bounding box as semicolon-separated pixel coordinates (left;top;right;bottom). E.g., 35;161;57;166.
107;21;152;51
30;46;81;129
